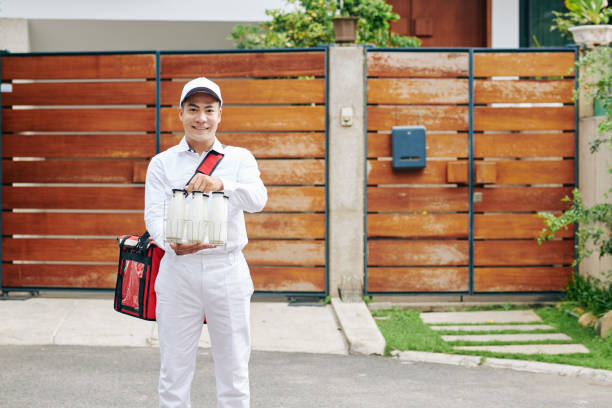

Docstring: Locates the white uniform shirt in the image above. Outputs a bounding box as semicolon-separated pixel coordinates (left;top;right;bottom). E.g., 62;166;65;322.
144;137;267;255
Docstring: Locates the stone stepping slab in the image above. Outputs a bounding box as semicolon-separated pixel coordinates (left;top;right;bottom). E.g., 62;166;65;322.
441;333;571;342
421;310;541;324
430;324;554;332
454;344;590;354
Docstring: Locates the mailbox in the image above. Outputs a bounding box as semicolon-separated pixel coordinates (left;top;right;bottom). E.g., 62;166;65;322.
392;126;426;169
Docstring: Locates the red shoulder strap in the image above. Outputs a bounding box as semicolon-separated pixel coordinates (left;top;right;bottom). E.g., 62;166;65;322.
196;150;224;176
185;149;224;186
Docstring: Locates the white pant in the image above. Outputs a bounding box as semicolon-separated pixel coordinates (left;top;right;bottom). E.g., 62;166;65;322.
155;250;254;408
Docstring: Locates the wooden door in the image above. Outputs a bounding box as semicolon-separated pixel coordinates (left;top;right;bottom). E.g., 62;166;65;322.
472;50;575;293
388;0;488;47
366;50;471;293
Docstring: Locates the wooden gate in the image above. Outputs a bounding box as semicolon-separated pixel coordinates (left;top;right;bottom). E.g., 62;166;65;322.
1;49;328;294
366;49;576;294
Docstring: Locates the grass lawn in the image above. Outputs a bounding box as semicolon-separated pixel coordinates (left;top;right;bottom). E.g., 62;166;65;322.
372;306;612;371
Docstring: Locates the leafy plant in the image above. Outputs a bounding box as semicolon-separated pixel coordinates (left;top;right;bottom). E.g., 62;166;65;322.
539;189;612;264
229;0;421;49
551;0;612;39
538;46;612;277
575;46;612;148
565;274;612;316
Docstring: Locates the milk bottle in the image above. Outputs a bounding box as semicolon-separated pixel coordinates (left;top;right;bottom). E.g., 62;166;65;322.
166;188;187;242
186;191;208;244
209;192;228;245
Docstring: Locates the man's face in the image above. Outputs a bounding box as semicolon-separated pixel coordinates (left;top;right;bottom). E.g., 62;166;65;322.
179;92;222;149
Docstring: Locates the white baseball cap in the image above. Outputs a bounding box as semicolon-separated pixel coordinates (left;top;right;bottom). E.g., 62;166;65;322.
179;77;223;107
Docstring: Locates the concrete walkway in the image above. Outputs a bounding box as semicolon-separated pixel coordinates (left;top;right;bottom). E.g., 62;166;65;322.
0;297;348;354
0;295;389;356
420;310;590;355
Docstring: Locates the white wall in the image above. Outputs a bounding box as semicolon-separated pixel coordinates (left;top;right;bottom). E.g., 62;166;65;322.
491;0;519;48
0;0;287;22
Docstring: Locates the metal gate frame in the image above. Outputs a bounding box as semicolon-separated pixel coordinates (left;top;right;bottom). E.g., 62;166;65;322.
363;46;579;297
0;47;330;298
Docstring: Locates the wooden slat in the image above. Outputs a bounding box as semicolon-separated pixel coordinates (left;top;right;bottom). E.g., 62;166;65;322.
132;159;325;186
367;240;469;266
161;106;325;132
474;133;574;158
2;108;155;132
474;240;574;266
2;238;118;262
2;186;323;212
3;212;324;239
367;52;469;77
367;187;468;212
2;238;325;265
2;186;145;210
474;187;573;212
474;267;573;292
1;264;116;288
245;213;325;239
161;79;325;105
474;52;575;78
368;106;468;131
42;159;325;186
368;214;468;238
3;160;148;184
161;52;325;78
474;214;573;239
3;134;156;159
266;187;325;212
493;160;574;185
251;267;325;292
162;133;326;158
474;107;575;131
2;212;144;235
474;79;574;104
367;78;468;104
2;54;156;80
367;267;469;292
244;240;325;266
259;159;325;185
367;160;457;185
2;263;326;292
2;81;155;106
368;132;467;158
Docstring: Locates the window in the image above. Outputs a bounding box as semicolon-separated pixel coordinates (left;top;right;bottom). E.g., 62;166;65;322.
520;0;569;47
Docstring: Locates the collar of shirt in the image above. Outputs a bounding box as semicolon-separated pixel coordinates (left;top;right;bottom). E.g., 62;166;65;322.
178;136;226;156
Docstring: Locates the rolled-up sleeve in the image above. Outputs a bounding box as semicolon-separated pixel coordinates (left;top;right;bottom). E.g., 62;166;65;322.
221;149;267;213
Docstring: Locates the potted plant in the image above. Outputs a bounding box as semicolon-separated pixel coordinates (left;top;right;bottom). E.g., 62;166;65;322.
576;46;612;141
551;0;612;46
333;0;358;43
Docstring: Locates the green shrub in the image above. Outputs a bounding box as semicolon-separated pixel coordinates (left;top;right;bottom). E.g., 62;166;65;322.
229;0;421;49
566;274;612;316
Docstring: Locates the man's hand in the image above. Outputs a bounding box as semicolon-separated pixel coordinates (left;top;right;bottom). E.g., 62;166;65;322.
185;174;223;194
170;242;216;255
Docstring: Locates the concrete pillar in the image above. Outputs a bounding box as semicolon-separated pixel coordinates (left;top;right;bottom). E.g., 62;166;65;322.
328;45;366;299
577;44;612;282
0;19;30;52
578;116;612;282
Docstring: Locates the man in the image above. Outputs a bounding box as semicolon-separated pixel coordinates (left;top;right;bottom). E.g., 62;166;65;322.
144;77;267;408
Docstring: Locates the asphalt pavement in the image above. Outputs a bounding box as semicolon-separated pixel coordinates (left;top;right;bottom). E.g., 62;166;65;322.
1;345;611;408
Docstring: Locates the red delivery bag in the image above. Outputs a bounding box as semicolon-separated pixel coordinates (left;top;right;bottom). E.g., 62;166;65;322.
114;232;163;321
114;149;224;321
